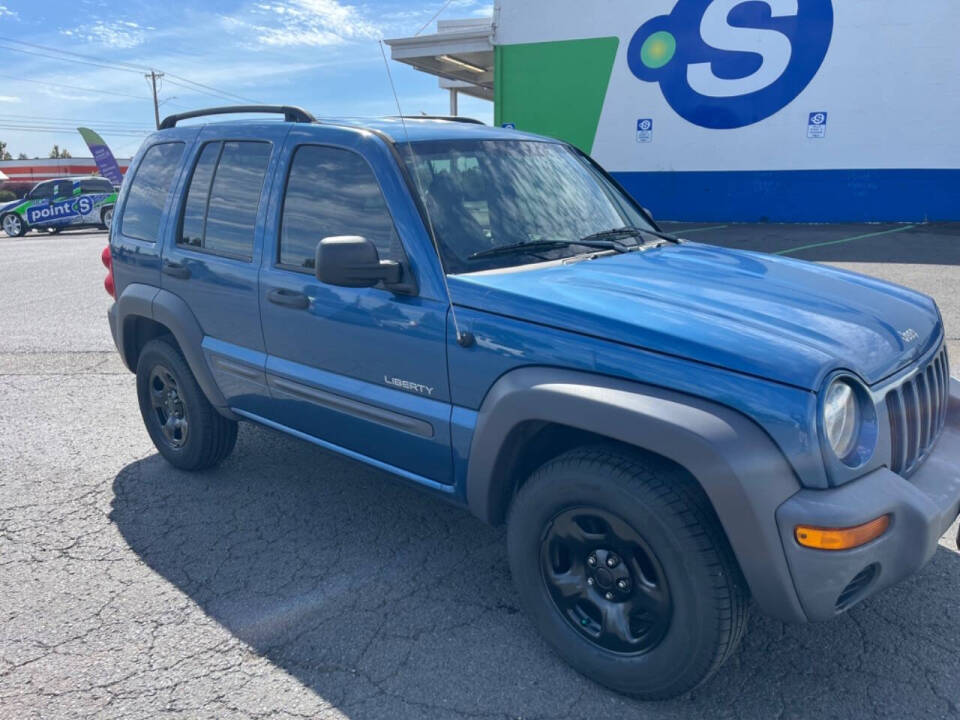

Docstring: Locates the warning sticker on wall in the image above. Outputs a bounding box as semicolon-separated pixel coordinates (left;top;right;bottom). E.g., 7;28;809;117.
636;118;653;143
807;112;828;139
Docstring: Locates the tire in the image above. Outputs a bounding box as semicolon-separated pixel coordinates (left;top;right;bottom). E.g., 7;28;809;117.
2;213;27;237
101;206;113;231
136;337;238;471
507;446;748;699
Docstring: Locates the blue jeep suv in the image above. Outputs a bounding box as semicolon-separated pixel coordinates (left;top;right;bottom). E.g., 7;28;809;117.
105;106;960;699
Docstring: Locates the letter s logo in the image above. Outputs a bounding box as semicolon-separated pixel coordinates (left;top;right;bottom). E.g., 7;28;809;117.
76;196;94;215
628;0;833;129
687;0;797;97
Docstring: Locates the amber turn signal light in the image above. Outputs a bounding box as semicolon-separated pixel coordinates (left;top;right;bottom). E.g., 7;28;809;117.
795;515;890;550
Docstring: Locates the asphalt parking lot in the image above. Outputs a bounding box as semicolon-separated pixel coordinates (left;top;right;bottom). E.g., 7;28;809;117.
2;223;959;719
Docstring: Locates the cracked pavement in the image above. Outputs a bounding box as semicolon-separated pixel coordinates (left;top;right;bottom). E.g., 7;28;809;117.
2;228;959;719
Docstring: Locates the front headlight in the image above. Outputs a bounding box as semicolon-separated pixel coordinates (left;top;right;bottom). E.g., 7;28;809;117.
823;379;860;459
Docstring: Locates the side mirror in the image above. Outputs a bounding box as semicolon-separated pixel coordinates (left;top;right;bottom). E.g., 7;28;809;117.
641;206;654;221
315;236;403;289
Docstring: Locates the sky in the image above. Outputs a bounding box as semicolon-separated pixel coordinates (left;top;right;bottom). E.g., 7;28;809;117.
0;0;494;160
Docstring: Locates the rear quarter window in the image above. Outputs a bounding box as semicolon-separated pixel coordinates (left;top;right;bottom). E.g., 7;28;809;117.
81;178;114;194
120;142;185;243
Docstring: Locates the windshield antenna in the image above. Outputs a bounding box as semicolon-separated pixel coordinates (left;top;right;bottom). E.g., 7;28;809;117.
378;40;474;348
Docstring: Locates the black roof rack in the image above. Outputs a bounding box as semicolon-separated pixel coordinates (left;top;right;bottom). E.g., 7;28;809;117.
159;105;316;130
393;115;486;125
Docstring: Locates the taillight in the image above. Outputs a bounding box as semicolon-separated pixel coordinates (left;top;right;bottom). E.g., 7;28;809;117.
102;246;115;298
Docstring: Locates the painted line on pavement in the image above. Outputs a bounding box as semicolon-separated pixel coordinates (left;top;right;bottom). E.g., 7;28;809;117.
774;225;917;256
677;224;729;234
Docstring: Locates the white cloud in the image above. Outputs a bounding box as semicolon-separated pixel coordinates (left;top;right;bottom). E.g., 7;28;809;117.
60;20;149;49
36;87;98;102
0;95;20;102
0;5;17;18
224;0;380;48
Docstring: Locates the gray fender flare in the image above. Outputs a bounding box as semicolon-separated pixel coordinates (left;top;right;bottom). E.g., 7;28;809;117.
111;283;157;372
465;367;808;623
113;284;230;411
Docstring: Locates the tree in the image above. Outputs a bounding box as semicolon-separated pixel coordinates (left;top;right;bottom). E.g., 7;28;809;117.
48;145;74;159
16;153;27;160
0;140;11;161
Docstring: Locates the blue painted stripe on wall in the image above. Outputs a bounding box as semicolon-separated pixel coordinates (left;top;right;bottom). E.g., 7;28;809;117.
612;169;960;223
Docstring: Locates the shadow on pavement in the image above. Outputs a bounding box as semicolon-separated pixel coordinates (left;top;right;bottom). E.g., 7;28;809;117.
111;424;960;719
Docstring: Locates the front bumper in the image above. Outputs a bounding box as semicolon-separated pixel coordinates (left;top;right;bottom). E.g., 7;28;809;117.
776;378;960;621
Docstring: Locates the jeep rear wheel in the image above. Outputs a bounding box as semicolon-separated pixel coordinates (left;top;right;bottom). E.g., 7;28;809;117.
2;213;26;237
101;207;113;230
507;446;748;699
136;338;238;470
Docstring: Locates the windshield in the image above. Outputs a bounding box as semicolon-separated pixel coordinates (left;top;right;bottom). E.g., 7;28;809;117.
402;140;654;273
29;182;54;200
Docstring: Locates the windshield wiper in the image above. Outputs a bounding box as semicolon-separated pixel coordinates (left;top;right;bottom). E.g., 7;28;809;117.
640;227;682;243
468;237;640;261
582;226;681;244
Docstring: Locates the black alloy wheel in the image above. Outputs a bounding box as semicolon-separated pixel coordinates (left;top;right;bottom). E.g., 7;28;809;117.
135;337;238;470
148;364;189;449
541;507;672;654
507;446;748;698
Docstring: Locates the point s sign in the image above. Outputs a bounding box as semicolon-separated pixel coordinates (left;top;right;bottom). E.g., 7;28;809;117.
627;0;833;129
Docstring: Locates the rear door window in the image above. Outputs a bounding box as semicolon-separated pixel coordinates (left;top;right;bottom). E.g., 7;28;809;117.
177;141;271;261
120;142;185;243
53;181;74;200
178;143;220;249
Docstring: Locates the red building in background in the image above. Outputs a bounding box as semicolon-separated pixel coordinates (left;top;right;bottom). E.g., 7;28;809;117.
0;157;132;186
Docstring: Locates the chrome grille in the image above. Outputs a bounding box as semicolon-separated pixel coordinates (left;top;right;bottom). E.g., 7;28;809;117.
886;346;950;476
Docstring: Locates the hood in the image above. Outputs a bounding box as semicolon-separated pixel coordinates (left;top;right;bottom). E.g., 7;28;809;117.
0;199;24;214
449;242;941;390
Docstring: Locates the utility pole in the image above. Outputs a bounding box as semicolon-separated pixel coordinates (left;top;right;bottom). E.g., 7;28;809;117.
146;70;164;129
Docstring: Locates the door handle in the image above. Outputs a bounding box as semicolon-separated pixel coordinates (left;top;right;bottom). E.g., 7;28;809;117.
267;288;310;310
162;260;191;279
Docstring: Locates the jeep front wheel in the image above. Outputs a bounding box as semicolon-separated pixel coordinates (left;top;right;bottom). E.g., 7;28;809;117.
136;338;238;470
2;213;26;237
507;446;748;699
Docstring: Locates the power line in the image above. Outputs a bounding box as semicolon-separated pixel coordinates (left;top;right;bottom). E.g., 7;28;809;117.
0;127;148;138
161;75;262;104
160;77;244;103
0;37;264;106
415;0;456;36
0;73;152;101
0;38;151;73
0;112;152;127
0;42;144;75
0;122;149;133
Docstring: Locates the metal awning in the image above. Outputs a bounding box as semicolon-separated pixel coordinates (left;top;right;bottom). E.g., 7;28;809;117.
385;18;494;110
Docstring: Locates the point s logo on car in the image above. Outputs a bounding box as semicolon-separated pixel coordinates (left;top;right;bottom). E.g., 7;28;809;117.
627;0;834;129
25;196;94;225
